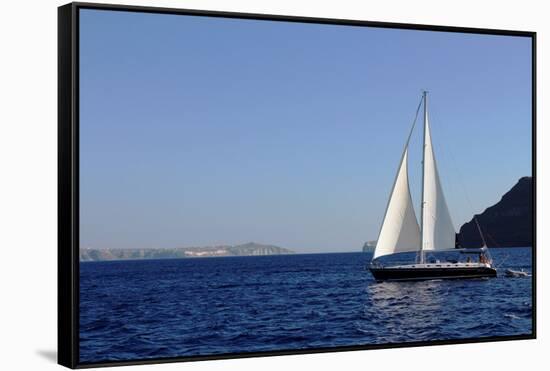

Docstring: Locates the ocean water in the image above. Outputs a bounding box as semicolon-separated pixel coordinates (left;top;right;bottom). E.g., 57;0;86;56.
79;247;533;363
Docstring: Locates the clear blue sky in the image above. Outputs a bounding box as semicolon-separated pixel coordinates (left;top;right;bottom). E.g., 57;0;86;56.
79;9;532;253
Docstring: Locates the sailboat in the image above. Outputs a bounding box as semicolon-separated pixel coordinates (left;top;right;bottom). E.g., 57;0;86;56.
369;91;497;281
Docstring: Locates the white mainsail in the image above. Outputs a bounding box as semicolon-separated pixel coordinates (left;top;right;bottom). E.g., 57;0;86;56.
420;99;456;252
373;148;421;260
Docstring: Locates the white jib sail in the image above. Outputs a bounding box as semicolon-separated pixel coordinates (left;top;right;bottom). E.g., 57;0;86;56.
373;148;421;260
421;111;456;252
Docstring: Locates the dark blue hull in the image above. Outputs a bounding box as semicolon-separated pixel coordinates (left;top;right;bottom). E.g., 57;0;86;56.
370;266;497;281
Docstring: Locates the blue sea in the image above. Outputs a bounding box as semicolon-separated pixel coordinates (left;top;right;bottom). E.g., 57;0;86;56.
79;247;533;363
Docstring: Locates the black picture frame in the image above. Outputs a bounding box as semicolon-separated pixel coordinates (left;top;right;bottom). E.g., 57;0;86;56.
58;2;537;368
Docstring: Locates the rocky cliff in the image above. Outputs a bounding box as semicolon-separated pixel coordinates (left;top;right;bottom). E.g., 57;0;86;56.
457;176;533;248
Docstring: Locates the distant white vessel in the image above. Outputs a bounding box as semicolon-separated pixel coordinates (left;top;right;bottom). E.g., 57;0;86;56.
505;269;529;278
369;92;497;281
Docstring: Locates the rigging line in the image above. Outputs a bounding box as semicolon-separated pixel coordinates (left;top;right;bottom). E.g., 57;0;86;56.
473;217;488;247
404;94;426;146
485;232;510;268
442;132;488;247
496;253;512;268
486;232;501;247
480;215;513;269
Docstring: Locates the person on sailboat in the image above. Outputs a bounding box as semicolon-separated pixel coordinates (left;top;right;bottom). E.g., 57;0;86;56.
480;253;487;264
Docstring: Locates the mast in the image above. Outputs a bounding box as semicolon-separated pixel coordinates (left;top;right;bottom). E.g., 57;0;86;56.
419;91;427;264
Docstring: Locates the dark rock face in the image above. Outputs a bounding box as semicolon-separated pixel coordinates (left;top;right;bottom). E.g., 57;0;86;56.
457;177;533;248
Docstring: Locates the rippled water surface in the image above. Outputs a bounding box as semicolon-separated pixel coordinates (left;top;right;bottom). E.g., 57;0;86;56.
80;248;532;363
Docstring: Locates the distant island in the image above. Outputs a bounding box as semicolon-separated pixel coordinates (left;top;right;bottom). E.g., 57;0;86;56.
363;176;533;251
80;242;294;262
362;240;377;252
457;176;532;248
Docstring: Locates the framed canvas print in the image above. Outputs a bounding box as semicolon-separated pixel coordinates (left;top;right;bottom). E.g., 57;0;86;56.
58;2;536;368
